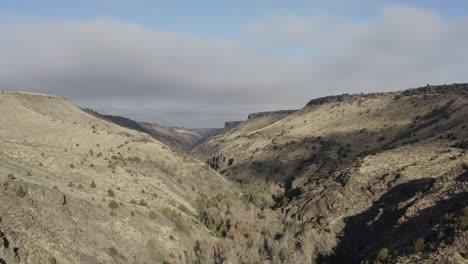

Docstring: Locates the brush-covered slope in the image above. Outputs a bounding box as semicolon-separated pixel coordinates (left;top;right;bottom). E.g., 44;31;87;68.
193;84;468;263
0;92;235;263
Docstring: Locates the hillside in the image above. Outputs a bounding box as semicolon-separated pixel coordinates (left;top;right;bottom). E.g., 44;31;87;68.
1;84;467;264
0;92;326;264
193;84;468;263
83;109;222;151
0;92;236;263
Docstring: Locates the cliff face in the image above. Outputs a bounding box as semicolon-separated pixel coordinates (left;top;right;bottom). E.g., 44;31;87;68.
247;110;297;119
224;121;242;130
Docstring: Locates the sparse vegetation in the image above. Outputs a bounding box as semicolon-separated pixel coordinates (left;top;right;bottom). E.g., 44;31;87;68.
16;186;27;198
457;207;468;230
162;207;191;235
49;257;57;264
90;180;96;188
108;200;119;209
413;238;424;253
376;248;389;262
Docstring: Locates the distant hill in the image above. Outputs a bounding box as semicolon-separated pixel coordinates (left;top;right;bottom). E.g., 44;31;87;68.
83;109;222;151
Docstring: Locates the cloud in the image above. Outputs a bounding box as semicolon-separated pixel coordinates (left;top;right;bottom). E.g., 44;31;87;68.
0;6;467;127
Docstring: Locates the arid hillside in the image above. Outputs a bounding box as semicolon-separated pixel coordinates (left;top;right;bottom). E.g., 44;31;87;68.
0;92;237;263
1;84;467;264
84;109;222;151
193;84;468;263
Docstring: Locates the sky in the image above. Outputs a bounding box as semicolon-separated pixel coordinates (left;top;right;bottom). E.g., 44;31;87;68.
0;1;467;127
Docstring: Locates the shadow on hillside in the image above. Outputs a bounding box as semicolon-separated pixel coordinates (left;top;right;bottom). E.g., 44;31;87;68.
321;178;468;263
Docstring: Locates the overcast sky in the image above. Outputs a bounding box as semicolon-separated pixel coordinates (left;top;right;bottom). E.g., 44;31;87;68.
1;1;467;127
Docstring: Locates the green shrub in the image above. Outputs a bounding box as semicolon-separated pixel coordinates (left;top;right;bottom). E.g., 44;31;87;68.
70;163;75;168
130;199;137;205
138;199;148;207
16;186;27;198
413;238;424;253
49;257;57;264
90;181;96;188
108;200;119;209
108;189;115;197
7;173;15;180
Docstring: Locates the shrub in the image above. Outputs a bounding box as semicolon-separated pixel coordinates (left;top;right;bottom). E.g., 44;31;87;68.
162;207;191;235
453;140;468;149
108;189;115;197
457;207;468;230
376;248;389;262
108;200;119;209
443;212;454;221
138;199;148;207
90;181;96;188
461;252;468;259
7;173;15;180
70;163;75;168
413;238;424;253
130;199;137;205
49;257;57;264
16;186;27;198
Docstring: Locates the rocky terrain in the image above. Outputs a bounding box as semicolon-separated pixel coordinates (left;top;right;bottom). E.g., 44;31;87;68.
193;83;468;263
0;83;467;264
